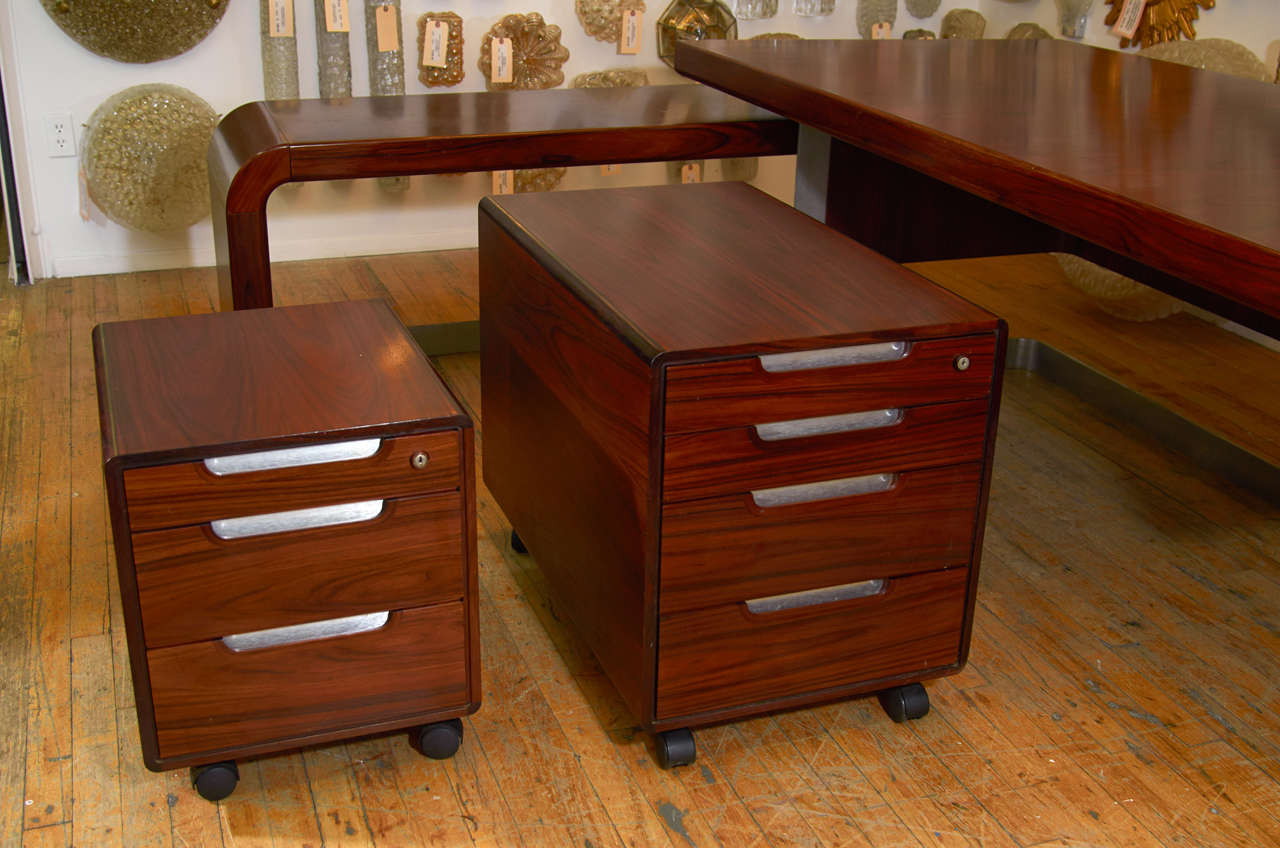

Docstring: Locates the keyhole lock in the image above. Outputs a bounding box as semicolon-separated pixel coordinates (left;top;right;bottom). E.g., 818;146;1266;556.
411;452;430;470
954;355;971;372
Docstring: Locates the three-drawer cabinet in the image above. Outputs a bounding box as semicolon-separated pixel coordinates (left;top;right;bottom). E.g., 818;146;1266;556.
94;299;479;800
479;183;1005;767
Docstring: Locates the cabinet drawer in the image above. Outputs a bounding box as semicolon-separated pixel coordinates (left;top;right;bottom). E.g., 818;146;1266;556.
123;430;461;531
664;336;995;435
656;568;967;720
133;492;466;647
148;603;469;761
662;399;989;503
660;464;980;614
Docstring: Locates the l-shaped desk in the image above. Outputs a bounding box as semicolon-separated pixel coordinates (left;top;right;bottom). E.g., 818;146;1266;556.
208;39;1280;338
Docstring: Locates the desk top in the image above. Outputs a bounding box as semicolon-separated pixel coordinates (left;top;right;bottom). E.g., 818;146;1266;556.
676;38;1280;320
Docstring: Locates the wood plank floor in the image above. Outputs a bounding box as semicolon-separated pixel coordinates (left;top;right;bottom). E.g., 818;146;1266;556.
2;250;1278;847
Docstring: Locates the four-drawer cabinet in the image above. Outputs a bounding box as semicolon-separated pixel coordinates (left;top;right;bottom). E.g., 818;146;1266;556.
94;299;479;800
479;182;1006;767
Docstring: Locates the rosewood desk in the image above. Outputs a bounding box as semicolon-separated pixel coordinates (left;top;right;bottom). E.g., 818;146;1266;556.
209;85;797;313
675;39;1280;338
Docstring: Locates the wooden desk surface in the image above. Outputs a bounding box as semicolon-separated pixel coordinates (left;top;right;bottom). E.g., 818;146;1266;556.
676;38;1280;324
209;86;797;310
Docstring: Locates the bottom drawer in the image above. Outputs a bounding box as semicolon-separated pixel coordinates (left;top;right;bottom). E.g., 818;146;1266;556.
148;602;468;761
655;568;967;720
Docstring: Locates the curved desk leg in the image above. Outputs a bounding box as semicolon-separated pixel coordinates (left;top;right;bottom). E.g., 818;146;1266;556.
214;202;276;312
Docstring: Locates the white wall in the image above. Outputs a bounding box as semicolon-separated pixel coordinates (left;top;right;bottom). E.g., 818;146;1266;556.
0;0;1275;280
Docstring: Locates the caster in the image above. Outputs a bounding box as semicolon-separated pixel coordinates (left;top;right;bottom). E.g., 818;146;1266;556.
655;728;696;769
878;683;930;723
191;761;239;802
413;718;463;759
510;530;527;554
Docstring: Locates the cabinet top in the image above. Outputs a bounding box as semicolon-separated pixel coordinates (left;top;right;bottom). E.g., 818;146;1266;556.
94;299;467;464
482;183;999;363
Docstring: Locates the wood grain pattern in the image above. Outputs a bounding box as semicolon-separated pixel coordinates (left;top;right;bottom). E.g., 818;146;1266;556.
484;183;1001;362
121;429;461;531
211;86;798;310
94;298;464;462
655;567;968;720
148;603;468;763
660;464;982;613
479;211;658;725
8;253;1280;845
675;39;1280;333
662;398;991;503
664;334;996;433
133;491;465;647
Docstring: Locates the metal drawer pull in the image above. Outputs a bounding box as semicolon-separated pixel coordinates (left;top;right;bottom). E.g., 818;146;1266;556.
211;500;384;540
751;473;897;508
203;438;382;476
746;579;887;614
755;408;903;441
758;341;908;373
222;611;390;652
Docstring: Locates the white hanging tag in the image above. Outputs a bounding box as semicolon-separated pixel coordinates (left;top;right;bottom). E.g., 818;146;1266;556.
493;170;515;194
269;0;294;37
425;20;449;68
491;37;513;83
1111;0;1147;40
619;10;642;55
324;0;350;33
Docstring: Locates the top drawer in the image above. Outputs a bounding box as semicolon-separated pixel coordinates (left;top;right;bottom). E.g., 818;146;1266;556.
123;430;462;531
663;335;996;434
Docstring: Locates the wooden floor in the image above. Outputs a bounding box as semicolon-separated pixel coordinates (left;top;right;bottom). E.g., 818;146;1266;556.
2;250;1279;847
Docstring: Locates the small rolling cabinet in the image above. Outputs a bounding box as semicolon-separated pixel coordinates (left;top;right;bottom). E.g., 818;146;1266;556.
93;299;479;801
480;182;1006;767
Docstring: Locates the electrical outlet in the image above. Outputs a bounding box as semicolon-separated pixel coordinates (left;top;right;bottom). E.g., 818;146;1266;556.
44;112;76;158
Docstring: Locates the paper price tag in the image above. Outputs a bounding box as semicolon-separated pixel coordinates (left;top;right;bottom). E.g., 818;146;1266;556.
375;4;398;52
681;162;701;184
619;10;641;55
600;163;621;176
424;20;449;67
1111;0;1147;40
493;170;515;195
491;37;513;83
269;0;294;37
871;22;891;40
324;0;349;33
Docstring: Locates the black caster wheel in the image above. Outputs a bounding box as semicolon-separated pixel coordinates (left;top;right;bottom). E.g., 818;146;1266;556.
655;728;696;769
510;530;528;554
878;683;930;723
413;718;463;759
191;761;239;802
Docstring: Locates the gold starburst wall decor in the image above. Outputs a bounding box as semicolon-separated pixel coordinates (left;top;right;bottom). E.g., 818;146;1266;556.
1104;0;1215;49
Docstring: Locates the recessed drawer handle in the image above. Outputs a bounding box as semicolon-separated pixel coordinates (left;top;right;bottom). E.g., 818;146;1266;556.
746;579;887;614
211;500;385;540
754;408;903;441
758;341;908;373
751;473;897;508
203;438;382;476
221;611;390;652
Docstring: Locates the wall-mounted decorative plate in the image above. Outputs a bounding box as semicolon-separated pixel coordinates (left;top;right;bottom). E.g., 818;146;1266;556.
41;0;229;63
576;0;646;43
479;13;570;90
82;84;218;232
417;12;466;87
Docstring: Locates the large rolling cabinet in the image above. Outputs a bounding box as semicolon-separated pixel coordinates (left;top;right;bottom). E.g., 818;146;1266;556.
480;182;1006;766
94;299;480;799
